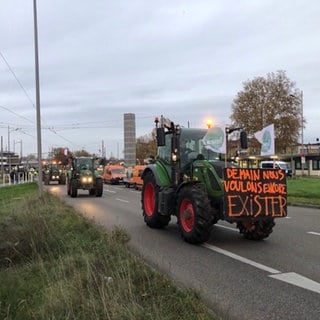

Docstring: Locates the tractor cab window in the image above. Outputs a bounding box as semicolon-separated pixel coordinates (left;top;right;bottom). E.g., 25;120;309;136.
157;134;172;165
76;158;93;170
179;129;220;169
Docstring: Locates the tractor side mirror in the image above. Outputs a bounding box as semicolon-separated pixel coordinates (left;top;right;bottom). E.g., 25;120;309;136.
240;131;248;149
156;127;165;146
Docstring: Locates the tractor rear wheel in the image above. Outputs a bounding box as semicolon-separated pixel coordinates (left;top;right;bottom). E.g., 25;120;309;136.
237;218;275;240
141;172;170;228
177;185;213;244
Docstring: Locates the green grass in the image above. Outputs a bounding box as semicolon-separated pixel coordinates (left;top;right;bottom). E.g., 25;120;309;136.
287;177;320;206
0;183;216;320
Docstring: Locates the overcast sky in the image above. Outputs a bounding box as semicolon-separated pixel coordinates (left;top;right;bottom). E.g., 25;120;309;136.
1;0;320;158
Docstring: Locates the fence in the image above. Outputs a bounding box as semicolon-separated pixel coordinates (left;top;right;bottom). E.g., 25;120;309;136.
0;172;36;187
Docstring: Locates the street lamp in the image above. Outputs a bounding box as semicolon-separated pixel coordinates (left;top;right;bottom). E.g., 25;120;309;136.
290;91;304;175
33;0;43;197
300;91;305;175
206;119;213;129
7;126;21;152
13;140;23;160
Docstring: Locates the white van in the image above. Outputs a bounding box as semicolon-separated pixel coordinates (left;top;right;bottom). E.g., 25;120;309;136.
260;161;292;177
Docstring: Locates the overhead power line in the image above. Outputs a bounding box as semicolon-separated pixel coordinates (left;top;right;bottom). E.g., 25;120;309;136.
0;104;34;123
0;51;36;110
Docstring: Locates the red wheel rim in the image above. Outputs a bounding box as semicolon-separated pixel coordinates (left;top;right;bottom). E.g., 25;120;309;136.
180;199;195;232
144;182;155;216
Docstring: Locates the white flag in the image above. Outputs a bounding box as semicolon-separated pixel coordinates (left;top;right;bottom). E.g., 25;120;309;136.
202;125;226;154
254;124;275;156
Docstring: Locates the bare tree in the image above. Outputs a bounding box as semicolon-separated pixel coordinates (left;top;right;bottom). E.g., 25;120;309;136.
136;132;157;163
230;70;304;154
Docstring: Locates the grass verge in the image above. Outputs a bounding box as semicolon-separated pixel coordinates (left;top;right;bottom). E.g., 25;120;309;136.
287;177;320;206
0;183;216;320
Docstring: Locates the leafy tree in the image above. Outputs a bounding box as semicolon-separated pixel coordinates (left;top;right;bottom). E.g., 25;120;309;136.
230;70;304;154
136;132;157;163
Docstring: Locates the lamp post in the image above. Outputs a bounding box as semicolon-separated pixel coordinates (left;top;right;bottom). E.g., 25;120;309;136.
206;119;213;129
13;140;23;160
300;91;305;176
290;91;304;175
33;0;43;197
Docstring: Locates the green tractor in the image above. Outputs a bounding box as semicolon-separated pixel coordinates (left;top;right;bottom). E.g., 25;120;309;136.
67;157;103;198
141;116;287;244
43;162;66;185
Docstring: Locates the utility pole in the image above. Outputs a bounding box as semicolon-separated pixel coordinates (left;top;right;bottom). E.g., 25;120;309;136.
33;0;43;197
300;90;305;176
1;136;3;180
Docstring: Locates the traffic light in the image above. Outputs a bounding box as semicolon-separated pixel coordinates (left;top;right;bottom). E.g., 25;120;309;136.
240;131;248;149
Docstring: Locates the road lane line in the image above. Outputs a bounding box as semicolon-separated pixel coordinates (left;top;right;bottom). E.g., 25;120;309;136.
202;243;281;274
215;224;238;232
307;231;320;236
202;243;320;294
116;198;129;203
269;272;320;294
106;190;116;194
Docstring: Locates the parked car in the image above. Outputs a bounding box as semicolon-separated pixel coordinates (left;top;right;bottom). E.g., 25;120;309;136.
260;160;292;177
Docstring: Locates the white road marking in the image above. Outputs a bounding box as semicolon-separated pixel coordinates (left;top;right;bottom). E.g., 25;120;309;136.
202;243;281;274
307;231;320;236
106;190;116;194
202;243;320;294
215;224;238;232
116;198;129;203
269;272;320;294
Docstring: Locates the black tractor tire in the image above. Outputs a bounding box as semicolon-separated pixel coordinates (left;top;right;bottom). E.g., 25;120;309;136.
141;172;170;228
59;175;66;185
89;189;96;196
237;218;275;240
67;179;71;195
177;185;213;244
70;179;78;198
95;179;103;197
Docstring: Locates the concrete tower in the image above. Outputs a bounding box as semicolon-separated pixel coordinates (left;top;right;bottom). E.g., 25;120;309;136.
123;113;136;166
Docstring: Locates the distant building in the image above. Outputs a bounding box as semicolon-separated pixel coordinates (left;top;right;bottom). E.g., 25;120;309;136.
123;113;136;167
0;151;20;171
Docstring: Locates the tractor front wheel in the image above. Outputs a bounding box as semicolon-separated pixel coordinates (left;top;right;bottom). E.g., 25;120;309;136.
177;185;213;244
141;172;170;228
237;218;275;240
95;179;103;197
70;179;78;198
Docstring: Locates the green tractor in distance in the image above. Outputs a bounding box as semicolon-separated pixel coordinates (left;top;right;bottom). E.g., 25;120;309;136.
141;116;287;244
43;162;66;185
67;157;103;198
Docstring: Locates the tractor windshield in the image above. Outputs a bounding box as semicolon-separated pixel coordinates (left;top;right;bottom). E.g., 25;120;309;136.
180;128;221;168
76;158;93;171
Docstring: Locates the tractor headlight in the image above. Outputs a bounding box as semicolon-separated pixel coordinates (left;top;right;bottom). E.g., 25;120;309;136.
82;176;93;183
172;153;177;162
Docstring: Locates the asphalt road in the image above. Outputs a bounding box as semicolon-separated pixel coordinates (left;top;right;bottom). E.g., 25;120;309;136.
48;183;320;320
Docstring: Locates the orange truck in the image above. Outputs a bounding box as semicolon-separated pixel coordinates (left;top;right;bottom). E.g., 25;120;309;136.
123;165;146;190
102;164;126;184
